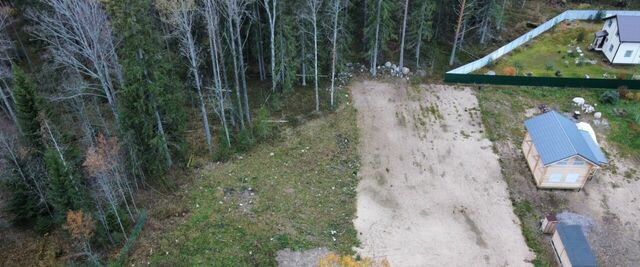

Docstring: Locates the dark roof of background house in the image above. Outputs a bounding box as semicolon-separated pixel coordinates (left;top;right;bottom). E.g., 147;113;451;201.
524;111;608;166
556;224;597;267
605;15;640;42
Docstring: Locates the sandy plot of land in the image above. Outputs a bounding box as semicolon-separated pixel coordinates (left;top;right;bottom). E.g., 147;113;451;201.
560;142;640;266
351;81;533;267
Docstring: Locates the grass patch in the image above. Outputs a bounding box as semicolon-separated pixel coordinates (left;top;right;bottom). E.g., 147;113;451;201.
147;101;361;266
478;87;640;159
476;21;640;79
512;201;551;267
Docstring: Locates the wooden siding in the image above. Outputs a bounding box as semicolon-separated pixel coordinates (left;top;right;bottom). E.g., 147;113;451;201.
522;133;545;185
522;131;598;189
552;231;573;267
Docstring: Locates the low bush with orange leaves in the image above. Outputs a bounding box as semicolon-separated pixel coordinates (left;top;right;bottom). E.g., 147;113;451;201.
318;253;390;267
501;66;517;76
63;210;95;241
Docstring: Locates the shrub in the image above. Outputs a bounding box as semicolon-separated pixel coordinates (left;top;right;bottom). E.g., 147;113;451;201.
268;93;284;112
235;128;256;152
617;73;628;80
501;66;517;76
576;29;586;42
599;91;620;105
513;62;524;72
545;63;555;71
618;86;631;99
253;106;275;142
215;133;233;161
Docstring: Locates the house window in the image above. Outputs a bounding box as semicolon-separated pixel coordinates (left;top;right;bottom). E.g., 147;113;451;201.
565;173;580;183
573;158;585;166
549;174;563;183
608;20;613;27
609;44;614;52
625;50;633;57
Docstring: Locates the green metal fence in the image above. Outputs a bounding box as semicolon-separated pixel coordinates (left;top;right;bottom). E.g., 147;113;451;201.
444;73;640;89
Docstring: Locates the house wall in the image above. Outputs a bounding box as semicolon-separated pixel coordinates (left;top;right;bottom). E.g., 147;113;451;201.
538;156;595;189
522;133;545;185
552;231;573;267
522;131;597;189
602;17;620;62
612;42;640;64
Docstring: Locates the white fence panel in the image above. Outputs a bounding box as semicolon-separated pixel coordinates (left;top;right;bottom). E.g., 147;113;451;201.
447;10;640;74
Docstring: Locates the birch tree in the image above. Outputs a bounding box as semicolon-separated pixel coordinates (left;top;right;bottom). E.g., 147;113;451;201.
261;0;277;91
29;0;122;126
0;11;16;127
302;0;322;111
223;0;252;123
408;0;435;69
328;0;345;107
398;0;409;71
202;0;231;147
365;0;397;76
157;0;214;155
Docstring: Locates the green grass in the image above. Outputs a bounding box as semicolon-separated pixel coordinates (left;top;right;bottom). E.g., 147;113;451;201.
147;99;360;266
512;201;551;267
477;21;640;79
478;87;640;159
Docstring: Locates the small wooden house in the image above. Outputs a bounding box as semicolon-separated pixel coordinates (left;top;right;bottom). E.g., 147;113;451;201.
522;111;607;189
590;15;640;64
551;224;597;267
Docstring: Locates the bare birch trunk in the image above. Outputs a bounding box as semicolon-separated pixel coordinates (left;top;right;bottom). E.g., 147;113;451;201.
449;0;466;66
371;0;383;76
398;0;409;70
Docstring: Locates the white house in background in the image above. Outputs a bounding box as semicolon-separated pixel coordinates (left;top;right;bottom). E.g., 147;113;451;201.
590;15;640;64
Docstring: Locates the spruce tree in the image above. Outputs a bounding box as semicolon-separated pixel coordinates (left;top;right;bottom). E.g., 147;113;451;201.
12;66;43;152
44;148;87;222
364;0;398;75
107;0;187;180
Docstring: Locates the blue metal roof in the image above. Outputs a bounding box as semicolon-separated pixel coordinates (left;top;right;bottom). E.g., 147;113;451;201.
556;224;597;267
524;111;607;166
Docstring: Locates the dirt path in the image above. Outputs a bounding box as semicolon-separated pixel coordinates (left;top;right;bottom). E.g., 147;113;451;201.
351;81;533;266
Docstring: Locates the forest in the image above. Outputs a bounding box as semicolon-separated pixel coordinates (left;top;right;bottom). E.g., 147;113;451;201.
0;0;636;265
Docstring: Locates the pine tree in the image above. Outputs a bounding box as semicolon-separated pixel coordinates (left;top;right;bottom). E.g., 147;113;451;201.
108;0;187;180
12;66;43;152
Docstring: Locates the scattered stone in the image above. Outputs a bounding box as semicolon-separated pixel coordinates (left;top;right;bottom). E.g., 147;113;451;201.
583;104;595;114
525;72;533;77
585;74;590;79
485;70;496;75
594;112;602;119
402;67;410;75
416;69;427;77
384;62;392;68
572;97;585;106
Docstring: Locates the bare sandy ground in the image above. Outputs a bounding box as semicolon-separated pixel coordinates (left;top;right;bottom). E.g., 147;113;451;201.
351;81;533;266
